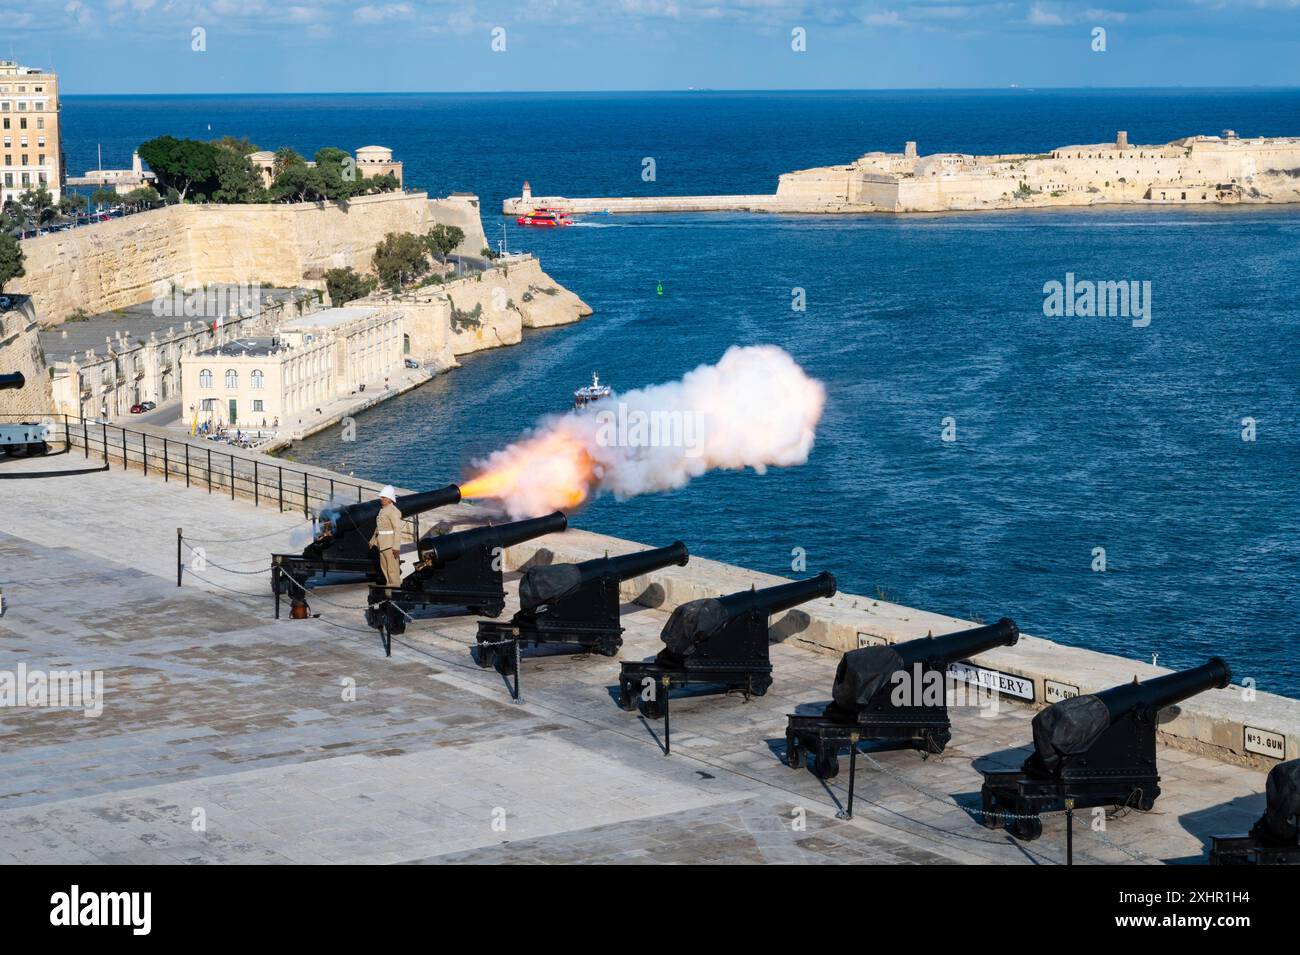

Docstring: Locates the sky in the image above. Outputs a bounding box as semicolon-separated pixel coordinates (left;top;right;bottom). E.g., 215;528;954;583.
3;1;1299;94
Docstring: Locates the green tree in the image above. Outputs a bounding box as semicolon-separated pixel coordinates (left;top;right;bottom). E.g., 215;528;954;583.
210;135;259;155
273;147;306;178
371;232;430;291
325;267;378;307
59;193;88;217
424;224;465;261
90;187;119;210
137;136;221;201
120;186;162;212
19;187;57;231
270;162;326;203
0;231;23;291
211;145;265;203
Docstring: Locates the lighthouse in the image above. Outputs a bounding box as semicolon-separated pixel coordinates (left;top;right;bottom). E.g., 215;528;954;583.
521;180;532;203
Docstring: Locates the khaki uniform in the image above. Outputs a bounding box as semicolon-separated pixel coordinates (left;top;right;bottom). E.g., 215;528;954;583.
370;501;404;587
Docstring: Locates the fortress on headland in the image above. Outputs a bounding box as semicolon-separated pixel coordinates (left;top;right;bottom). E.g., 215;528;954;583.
504;131;1300;215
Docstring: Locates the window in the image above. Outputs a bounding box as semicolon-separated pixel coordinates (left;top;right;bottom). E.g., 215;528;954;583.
252;400;264;412
225;369;239;388
250;369;264;389
199;369;213;388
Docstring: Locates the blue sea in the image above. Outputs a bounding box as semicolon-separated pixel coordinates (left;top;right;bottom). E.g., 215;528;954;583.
62;90;1300;697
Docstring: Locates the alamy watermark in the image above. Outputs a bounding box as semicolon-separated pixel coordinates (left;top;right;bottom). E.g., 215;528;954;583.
1;663;104;717
1043;272;1152;327
151;281;264;320
594;403;705;457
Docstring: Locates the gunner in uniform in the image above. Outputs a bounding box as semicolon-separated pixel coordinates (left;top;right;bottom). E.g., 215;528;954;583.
370;485;403;589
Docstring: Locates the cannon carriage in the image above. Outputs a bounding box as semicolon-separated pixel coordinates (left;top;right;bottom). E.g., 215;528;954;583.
980;657;1232;841
477;541;689;676
365;512;568;654
1209;758;1300;864
618;572;836;719
786;618;1021;779
271;484;461;601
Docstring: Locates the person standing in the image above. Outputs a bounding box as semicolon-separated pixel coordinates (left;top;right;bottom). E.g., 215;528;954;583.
370;485;403;588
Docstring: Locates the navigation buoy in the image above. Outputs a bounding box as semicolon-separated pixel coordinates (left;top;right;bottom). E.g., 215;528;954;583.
656;281;664;297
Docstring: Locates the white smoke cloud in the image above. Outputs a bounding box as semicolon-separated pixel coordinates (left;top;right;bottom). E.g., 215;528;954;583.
463;345;825;518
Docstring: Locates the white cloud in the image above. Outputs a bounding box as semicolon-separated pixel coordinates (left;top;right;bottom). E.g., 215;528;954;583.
354;2;414;22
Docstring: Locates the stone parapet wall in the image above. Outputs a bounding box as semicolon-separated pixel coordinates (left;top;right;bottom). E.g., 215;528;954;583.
11;192;478;323
0;297;53;416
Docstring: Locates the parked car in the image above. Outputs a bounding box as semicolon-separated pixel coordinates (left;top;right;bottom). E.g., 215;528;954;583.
404;358;420;369
140;400;156;411
129;403;145;414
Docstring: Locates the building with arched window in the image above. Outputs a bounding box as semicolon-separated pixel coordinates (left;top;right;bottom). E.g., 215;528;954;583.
199;368;213;388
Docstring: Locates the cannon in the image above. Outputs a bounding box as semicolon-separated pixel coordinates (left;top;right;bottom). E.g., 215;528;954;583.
0;372;26;391
786;618;1020;779
477;540;690;676
271;485;460;605
619;572;837;722
981;657;1232;841
1209;759;1300;864
365;512;568;654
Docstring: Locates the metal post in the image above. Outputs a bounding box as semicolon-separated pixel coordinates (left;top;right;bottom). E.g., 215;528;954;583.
230;453;235;500
207;448;212;493
163;440;169;482
82;418;88;459
273;565;280;620
122;429;127;470
662;676;671;756
303;472;309;519
142;434;147;475
329;478;335;500
1065;797;1075;866
838;732;860;820
185;444;190;488
102;422;108;465
63;414;70;453
512;639;523;704
278;466;283;512
176;528;183;587
254;460;259;506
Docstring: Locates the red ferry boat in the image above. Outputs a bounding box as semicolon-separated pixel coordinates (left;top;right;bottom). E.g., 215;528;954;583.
516;207;573;228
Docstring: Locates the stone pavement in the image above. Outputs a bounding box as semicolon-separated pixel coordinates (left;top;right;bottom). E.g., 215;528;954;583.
0;461;1268;864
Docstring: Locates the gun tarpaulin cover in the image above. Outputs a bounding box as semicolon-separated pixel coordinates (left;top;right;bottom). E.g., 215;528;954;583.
1031;695;1110;771
518;564;582;610
660;598;729;657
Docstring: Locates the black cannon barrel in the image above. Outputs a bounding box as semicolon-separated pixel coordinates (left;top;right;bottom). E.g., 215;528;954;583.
425;511;567;566
0;372;26;391
894;618;1020;668
717;571;837;620
578;540;689;585
1094;656;1231;720
321;484;460;537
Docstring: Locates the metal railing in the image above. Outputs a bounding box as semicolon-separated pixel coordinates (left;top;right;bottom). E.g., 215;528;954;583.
1;412;386;520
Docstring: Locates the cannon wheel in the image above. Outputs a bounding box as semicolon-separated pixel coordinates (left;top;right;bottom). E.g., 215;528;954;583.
812;750;839;780
980;791;1002;830
475;641;494;669
749;676;773;697
385;605;407;636
493;645;517;677
786;734;801;770
595;640;620;657
637;697;664;720
618;681;636;712
364;606;380;630
1009;815;1043;842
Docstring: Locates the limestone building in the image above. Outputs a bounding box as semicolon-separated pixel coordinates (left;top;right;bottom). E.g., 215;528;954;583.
276;306;405;398
42;288;318;420
181;335;335;430
0;59;63;206
773;131;1300;212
